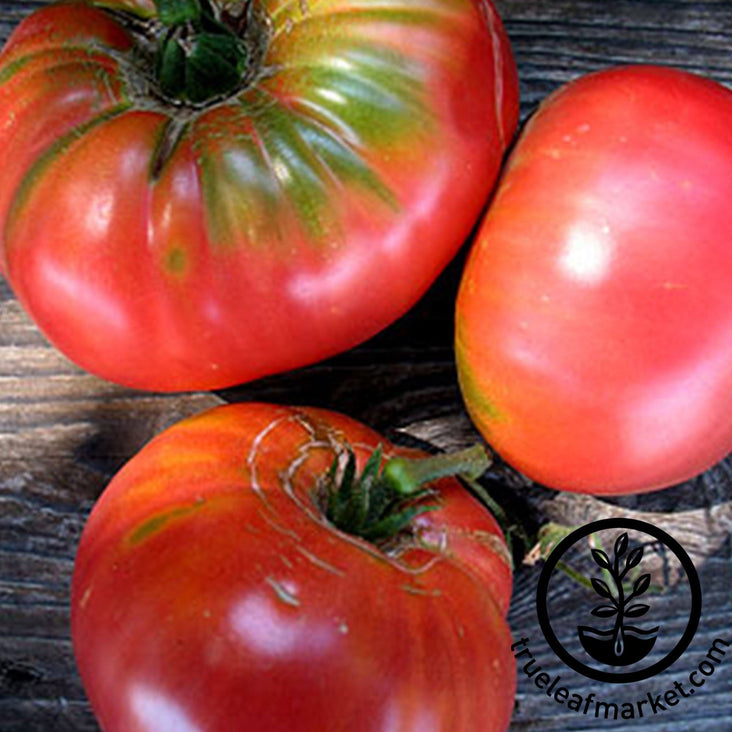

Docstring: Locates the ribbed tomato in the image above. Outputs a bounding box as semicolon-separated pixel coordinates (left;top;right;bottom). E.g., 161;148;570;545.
0;0;518;391
71;403;515;731
456;65;732;494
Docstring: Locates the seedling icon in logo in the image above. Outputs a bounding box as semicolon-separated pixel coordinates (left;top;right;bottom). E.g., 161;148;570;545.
536;518;702;683
578;532;659;666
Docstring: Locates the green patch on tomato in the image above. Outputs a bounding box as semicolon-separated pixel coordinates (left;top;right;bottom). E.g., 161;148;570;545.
127;501;205;546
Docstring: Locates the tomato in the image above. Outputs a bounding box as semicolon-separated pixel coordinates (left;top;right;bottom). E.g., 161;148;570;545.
0;0;518;392
71;402;516;731
456;65;732;495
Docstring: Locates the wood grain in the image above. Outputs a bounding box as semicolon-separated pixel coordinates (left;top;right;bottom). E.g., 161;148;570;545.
1;0;731;729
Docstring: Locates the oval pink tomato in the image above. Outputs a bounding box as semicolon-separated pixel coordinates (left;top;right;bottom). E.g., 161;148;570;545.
0;0;518;391
456;65;732;494
71;403;515;731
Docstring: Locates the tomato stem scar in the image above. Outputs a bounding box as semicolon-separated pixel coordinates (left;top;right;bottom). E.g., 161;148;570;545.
151;0;265;104
321;444;492;544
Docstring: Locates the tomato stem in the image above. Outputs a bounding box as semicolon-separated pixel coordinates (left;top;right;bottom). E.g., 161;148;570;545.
155;0;202;25
152;0;253;104
322;444;492;544
382;444;492;496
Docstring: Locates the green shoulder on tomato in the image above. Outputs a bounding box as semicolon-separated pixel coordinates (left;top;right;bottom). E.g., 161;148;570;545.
0;0;518;391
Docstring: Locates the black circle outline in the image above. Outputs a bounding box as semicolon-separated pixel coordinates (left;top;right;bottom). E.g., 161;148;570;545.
536;517;702;683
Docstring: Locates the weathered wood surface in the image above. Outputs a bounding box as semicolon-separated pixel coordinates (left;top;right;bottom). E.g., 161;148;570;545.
0;0;731;729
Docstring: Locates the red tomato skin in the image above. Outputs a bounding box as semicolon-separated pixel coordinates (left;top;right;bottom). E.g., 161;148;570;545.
71;403;515;732
456;65;732;494
0;0;518;391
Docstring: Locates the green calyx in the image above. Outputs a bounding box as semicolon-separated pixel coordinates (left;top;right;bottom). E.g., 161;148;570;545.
153;0;252;104
322;444;492;544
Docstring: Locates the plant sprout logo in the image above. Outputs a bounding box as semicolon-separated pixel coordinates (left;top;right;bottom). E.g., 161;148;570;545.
580;532;658;667
537;518;702;683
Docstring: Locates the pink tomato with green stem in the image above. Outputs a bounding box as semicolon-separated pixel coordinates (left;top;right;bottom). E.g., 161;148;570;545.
71;402;516;731
0;0;518;391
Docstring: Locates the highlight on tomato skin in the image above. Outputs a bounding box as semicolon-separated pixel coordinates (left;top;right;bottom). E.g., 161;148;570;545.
455;64;732;495
70;402;517;732
0;0;519;392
